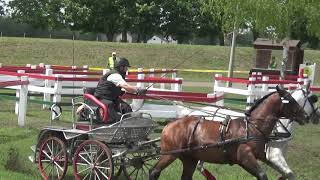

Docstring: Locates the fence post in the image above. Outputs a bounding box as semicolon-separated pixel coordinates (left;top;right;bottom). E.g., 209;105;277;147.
103;69;109;75
43;68;53;109
174;78;183;92
15;70;25;115
131;68;145;111
0;63;2;68
213;74;222;93
137;68;145;89
246;77;256;110
161;69;166;90
213;74;224;106
52;75;62;120
171;69;177;89
261;76;269;98
18;76;28;127
149;68;155;88
39;63;45;68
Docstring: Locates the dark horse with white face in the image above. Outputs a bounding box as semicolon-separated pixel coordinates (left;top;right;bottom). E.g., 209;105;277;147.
149;86;307;180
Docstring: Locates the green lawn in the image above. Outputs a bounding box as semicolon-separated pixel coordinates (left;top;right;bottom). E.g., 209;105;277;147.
0;37;320;179
1;37;319;83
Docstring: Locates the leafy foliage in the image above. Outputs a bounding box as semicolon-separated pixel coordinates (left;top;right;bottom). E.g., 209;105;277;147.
4;0;320;47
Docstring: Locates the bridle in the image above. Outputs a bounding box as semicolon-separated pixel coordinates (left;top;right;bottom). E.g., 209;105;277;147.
281;91;307;123
299;88;319;122
246;90;306;141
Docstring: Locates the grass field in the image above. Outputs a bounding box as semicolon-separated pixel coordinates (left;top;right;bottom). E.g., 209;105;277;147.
0;37;320;179
1;37;320;82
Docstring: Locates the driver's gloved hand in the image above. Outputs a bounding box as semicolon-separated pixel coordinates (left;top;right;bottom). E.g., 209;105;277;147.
136;88;147;95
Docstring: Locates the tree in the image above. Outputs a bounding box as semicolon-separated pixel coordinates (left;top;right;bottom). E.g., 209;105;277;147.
9;0;66;31
65;0;120;41
133;0;161;43
160;0;200;43
0;0;5;16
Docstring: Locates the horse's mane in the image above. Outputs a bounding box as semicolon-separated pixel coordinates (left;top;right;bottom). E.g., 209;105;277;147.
245;91;277;117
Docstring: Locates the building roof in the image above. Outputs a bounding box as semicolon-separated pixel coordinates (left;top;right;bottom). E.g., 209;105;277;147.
253;38;301;50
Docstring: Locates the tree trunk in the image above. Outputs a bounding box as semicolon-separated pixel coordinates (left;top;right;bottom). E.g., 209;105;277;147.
137;34;141;43
142;34;147;43
121;30;127;42
106;33;114;42
252;29;260;41
218;31;224;46
208;34;216;45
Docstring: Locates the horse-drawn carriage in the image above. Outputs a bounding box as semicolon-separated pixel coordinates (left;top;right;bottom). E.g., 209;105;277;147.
29;89;160;180
29;84;319;180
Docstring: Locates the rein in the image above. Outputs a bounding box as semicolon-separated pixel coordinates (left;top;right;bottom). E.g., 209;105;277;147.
160;136;253;155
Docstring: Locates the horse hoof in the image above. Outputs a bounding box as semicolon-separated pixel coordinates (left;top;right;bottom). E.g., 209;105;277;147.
278;176;285;180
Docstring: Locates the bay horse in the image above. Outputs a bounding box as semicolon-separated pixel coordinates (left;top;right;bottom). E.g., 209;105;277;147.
176;86;319;180
149;86;308;180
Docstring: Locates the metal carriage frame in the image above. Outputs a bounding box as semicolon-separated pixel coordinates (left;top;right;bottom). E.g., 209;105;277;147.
30;95;160;180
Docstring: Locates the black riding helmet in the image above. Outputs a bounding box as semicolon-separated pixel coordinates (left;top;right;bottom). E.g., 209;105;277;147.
115;58;131;68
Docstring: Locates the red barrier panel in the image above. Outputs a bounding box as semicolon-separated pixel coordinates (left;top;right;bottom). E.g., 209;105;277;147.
0;70;57;80
215;76;303;85
310;87;320;92
215;77;249;84
251;74;298;80
122;90;223;103
58;76;182;83
52;70;102;75
128;69;177;75
50;65;88;71
0;66;44;71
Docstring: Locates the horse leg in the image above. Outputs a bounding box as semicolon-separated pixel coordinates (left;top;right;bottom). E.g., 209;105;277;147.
180;157;198;180
149;155;176;180
264;145;295;180
238;150;268;180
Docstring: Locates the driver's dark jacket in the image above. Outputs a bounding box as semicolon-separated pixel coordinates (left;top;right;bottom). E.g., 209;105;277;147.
94;70;125;101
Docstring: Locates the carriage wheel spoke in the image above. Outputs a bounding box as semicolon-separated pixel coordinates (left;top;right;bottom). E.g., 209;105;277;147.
142;167;148;178
82;147;93;163
43;162;51;172
53;160;64;172
82;171;90;180
77;166;91;174
42;150;53;160
48;164;54;179
55;165;61;179
94;169;101;180
95;165;110;171
96;167;109;179
134;168;140;180
129;168;138;177
98;158;110;165
54;149;63;159
89;144;94;162
96;150;104;163
79;153;92;165
89;170;93;180
144;162;153;168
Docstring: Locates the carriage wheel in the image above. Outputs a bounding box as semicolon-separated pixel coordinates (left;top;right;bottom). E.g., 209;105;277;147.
73;140;113;180
38;136;68;180
112;157;124;179
122;152;157;180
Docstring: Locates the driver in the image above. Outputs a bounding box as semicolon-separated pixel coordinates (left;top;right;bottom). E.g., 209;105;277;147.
94;57;147;123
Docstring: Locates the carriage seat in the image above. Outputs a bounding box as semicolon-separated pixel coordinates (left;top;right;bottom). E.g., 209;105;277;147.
83;93;109;123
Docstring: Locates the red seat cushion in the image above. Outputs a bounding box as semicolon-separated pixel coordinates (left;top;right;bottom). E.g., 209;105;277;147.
83;93;109;123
